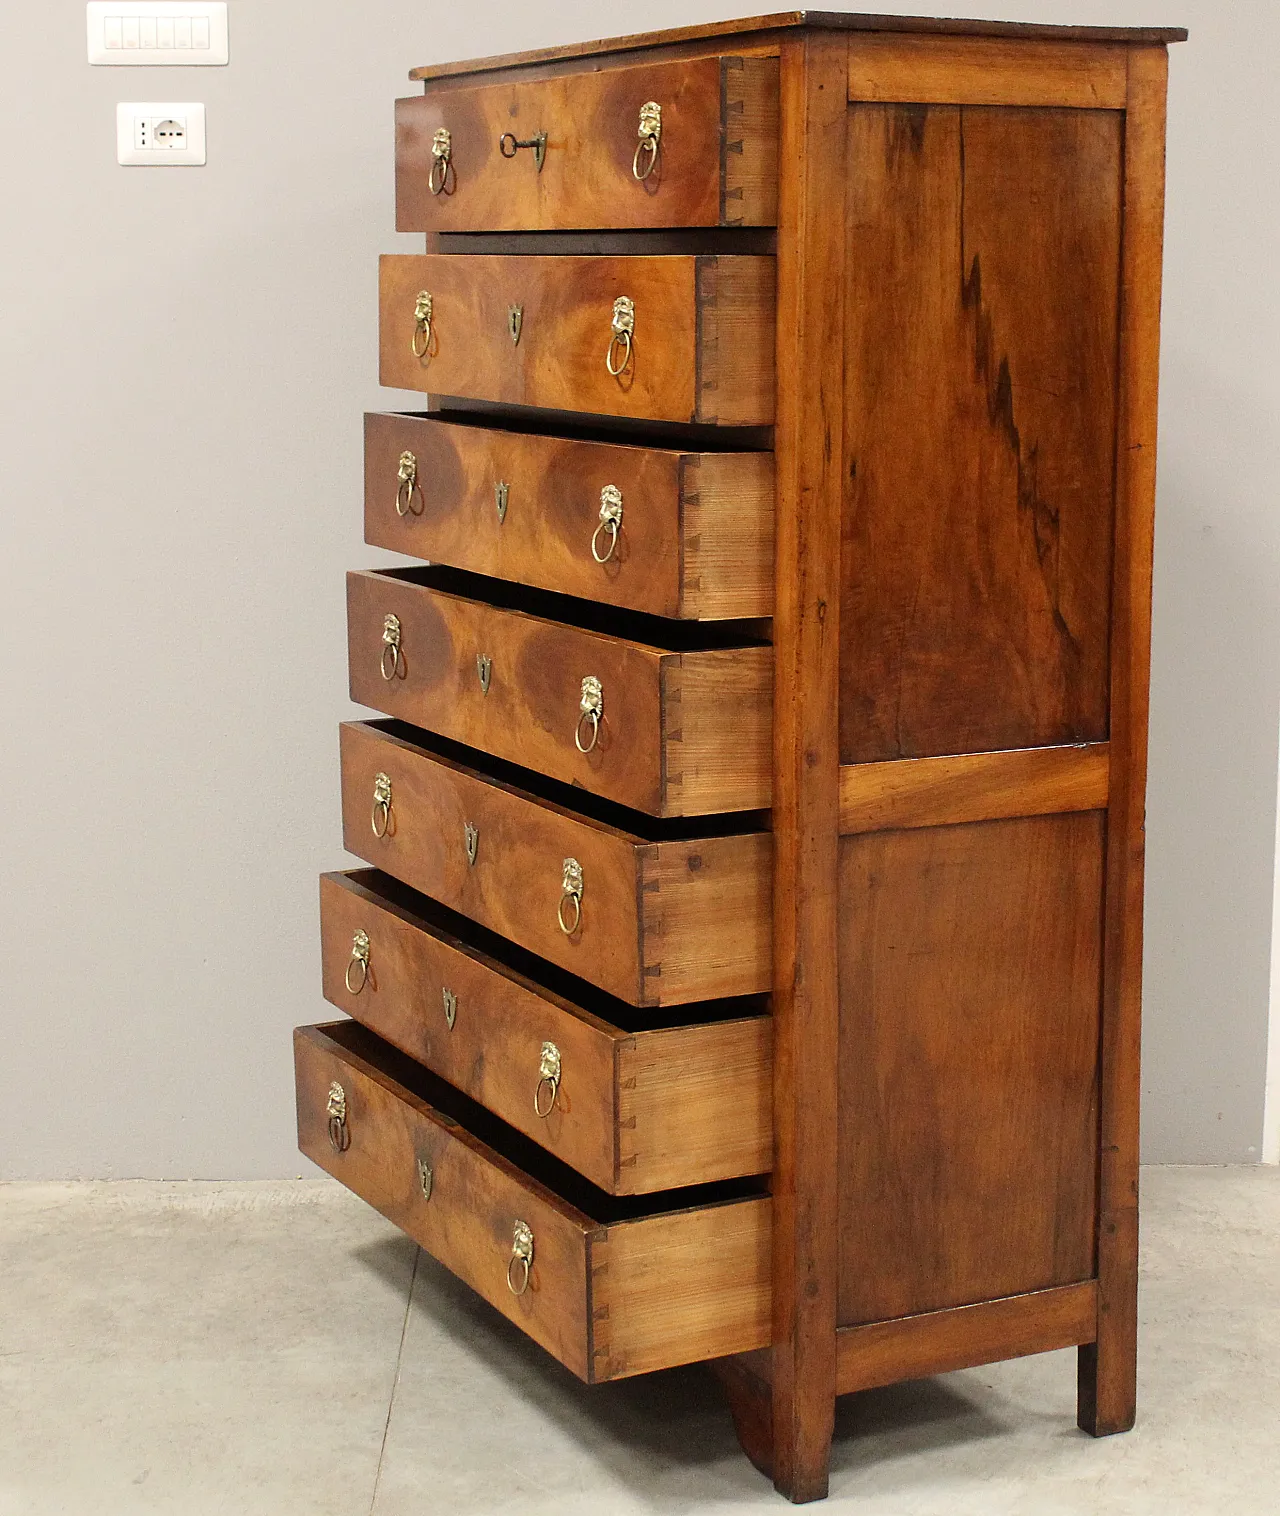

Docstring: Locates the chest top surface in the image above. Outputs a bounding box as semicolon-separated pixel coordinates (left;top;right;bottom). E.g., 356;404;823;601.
409;10;1187;82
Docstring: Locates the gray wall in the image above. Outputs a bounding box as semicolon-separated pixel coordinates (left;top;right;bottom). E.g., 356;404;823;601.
3;1;1275;1177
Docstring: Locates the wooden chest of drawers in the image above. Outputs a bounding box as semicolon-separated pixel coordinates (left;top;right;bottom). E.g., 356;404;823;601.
295;11;1184;1502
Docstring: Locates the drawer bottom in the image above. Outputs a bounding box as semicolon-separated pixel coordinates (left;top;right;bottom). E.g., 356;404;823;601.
296;1020;772;1383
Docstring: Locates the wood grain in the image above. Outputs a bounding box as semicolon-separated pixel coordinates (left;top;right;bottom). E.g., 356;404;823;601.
320;869;771;1194
841;104;1122;762
768;30;848;1504
615;1012;772;1193
659;647;774;816
847;35;1127;108
397;56;778;232
297;1020;772;1383
589;1199;772;1379
347;568;775;814
297;1021;595;1378
379;253;776;425
1080;44;1170;1442
835;1283;1098;1396
838;743;1110;834
712;1355;775;1480
637;831;774;1007
363;413;775;619
722;57;781;225
339;721;771;1006
346;567;772;816
407;15;1187;83
837;814;1103;1326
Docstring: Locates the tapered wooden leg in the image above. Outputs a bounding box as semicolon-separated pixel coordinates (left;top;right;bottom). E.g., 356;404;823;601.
712;1354;774;1482
1078;1207;1138;1434
771;1343;836;1504
714;1350;836;1502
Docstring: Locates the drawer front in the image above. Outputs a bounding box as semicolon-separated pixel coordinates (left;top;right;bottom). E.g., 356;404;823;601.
379;254;775;426
395;56;779;232
339;721;771;1006
297;1020;594;1376
320;871;773;1193
365;414;775;620
347;569;772;816
297;1020;772;1381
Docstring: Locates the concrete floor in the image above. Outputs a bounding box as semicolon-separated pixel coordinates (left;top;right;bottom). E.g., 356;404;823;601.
2;1167;1276;1515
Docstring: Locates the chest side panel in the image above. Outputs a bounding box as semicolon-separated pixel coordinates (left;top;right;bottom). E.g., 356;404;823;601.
840;104;1122;761
836;811;1103;1326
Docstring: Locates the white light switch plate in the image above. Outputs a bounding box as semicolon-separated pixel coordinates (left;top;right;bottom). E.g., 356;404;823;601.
116;102;207;165
88;3;228;66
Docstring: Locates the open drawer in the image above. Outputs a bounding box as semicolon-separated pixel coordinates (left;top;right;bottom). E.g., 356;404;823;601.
339;719;771;1007
296;1019;772;1383
321;870;772;1194
347;564;772;816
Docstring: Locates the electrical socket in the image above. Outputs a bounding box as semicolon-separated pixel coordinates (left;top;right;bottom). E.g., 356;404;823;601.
116;102;206;165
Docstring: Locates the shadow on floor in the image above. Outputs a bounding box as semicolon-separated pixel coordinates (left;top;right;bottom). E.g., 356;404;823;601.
354;1236;1012;1502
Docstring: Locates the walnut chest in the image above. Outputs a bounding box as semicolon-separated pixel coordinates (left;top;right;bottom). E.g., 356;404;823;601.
294;11;1185;1501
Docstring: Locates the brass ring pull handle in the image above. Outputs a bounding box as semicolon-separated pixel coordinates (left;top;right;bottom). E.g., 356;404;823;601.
591;485;623;564
507;1220;534;1296
429;127;453;196
534;1041;561;1119
326;1081;350;1153
396;450;422;517
345;929;371;995
557;857;583;936
371;772;393;839
633;101;662;181
411;290;433;360
606;296;634;377
498;131;547;172
380;613;403;681
575;676;603;754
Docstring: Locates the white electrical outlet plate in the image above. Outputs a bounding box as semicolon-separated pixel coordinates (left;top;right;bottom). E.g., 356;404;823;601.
116;102;207;165
88;3;228;66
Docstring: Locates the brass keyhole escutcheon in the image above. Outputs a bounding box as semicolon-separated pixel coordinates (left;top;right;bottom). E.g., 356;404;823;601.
442;987;457;1030
498;131;547;172
464;822;479;868
476;654;492;695
417;1157;434;1201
